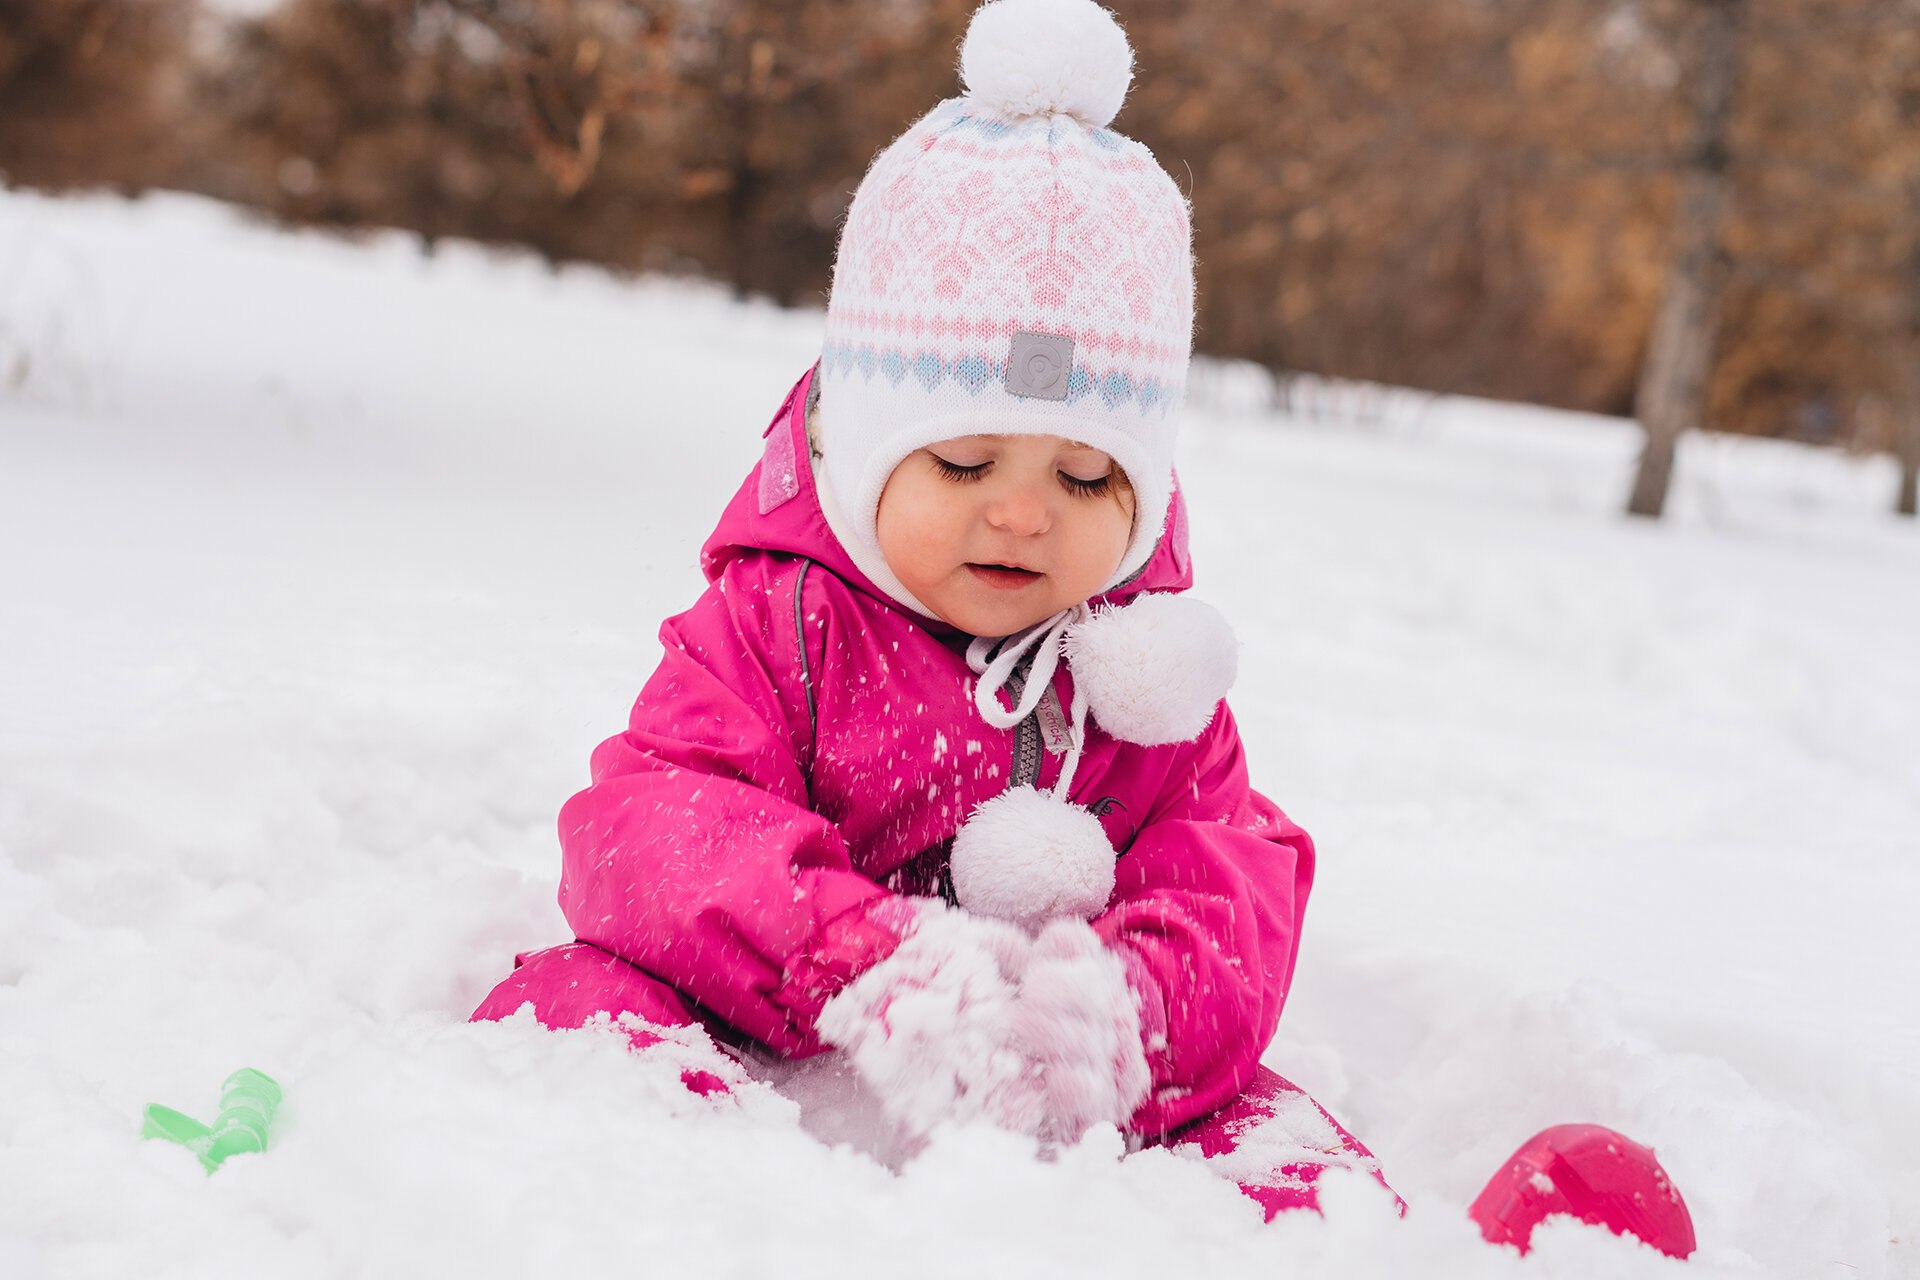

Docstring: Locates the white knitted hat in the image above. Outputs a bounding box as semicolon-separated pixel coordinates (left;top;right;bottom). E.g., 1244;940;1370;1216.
817;0;1195;591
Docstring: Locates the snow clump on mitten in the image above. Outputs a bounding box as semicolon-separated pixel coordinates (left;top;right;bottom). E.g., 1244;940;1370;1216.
816;906;1036;1142
1001;918;1151;1144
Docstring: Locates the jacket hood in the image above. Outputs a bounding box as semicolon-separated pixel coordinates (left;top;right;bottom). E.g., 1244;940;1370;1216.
700;366;1195;643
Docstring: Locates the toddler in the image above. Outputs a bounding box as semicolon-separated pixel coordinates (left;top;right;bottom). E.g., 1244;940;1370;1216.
474;0;1696;1248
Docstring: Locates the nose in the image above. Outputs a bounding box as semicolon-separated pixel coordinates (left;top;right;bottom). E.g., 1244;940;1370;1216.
985;478;1051;536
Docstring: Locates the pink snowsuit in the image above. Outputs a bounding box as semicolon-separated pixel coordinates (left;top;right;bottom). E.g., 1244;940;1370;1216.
474;367;1389;1216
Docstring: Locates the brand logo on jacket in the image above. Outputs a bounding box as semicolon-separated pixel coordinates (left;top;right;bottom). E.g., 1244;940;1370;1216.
1088;796;1134;854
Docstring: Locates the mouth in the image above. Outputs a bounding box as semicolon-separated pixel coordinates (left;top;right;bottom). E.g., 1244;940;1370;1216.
966;562;1043;590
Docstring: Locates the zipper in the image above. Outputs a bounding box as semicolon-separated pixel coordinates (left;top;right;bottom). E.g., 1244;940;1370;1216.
1004;659;1043;790
936;643;1045;907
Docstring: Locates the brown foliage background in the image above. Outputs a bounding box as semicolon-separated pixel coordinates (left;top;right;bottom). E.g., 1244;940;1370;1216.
4;0;1917;445
0;0;195;189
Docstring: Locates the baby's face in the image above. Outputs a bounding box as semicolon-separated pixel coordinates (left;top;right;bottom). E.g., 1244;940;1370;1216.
876;433;1134;636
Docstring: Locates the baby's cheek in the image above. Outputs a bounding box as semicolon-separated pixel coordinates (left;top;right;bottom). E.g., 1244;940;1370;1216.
1100;501;1135;566
880;519;948;594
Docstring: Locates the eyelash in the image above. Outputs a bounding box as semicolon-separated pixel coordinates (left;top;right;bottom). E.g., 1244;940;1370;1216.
931;456;1113;497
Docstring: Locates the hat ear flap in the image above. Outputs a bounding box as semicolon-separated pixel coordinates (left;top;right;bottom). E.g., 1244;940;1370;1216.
1065;593;1238;745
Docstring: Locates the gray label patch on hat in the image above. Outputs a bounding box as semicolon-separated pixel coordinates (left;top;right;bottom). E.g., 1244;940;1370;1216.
1005;332;1074;401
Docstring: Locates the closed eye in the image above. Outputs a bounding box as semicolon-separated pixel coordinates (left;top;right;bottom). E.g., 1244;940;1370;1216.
930;452;1113;497
931;456;989;482
1060;470;1113;497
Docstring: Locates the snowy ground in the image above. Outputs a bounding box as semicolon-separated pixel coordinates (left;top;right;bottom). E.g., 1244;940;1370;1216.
2;189;1916;1279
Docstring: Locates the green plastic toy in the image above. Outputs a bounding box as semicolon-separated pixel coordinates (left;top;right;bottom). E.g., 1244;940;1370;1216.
141;1068;282;1172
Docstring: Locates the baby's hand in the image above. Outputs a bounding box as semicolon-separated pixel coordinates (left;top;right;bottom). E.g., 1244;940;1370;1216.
817;907;1150;1147
1002;919;1151;1146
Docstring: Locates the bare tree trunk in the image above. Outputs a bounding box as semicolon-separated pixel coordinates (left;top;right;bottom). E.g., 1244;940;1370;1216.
1898;340;1920;517
1627;0;1746;520
1897;224;1920;518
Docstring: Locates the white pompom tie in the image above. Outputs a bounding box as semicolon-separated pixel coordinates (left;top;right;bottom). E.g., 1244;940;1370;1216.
1064;593;1238;745
960;0;1134;129
958;606;1111;928
951;785;1116;930
952;592;1233;929
965;604;1090;798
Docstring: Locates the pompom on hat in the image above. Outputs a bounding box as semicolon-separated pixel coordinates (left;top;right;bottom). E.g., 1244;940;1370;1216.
815;0;1195;593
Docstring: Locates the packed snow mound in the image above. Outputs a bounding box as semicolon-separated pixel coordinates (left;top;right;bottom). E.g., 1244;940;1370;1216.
1;188;1916;1279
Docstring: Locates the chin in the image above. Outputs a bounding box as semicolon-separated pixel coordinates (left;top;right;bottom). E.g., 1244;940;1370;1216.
947;600;1059;637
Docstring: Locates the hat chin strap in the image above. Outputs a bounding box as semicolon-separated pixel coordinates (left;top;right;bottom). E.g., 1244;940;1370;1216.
966;605;1092;802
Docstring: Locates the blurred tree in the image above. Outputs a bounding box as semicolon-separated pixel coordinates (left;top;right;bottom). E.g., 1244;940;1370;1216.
1127;0;1686;417
202;0;968;300
12;0;1919;497
1709;0;1920;514
0;0;192;190
1628;0;1745;519
1898;215;1920;516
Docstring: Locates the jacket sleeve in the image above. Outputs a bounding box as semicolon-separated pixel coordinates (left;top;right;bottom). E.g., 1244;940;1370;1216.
556;556;903;1056
1088;705;1315;1138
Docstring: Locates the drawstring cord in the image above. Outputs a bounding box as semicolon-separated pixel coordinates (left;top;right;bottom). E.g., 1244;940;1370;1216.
966;604;1091;802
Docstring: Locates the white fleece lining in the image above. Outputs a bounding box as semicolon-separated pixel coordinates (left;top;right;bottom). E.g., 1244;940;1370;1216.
809;437;946;624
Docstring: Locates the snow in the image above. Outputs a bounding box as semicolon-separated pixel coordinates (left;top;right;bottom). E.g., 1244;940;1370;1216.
2;188;1916;1278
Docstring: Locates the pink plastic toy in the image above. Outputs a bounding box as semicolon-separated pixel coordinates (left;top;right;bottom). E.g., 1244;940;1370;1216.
1469;1124;1696;1259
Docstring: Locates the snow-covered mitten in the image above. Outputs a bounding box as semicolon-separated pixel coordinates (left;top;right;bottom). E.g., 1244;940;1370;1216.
780;894;922;1030
998;919;1152;1145
816;905;1036;1141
